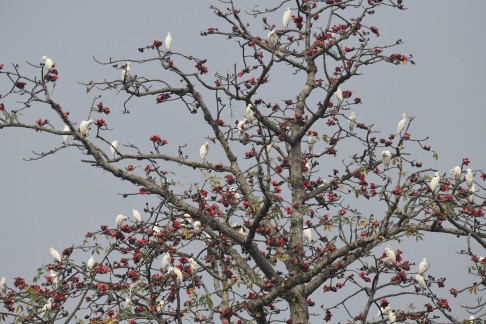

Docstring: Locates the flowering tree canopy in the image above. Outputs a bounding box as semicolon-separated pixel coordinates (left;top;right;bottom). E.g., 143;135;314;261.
0;1;485;323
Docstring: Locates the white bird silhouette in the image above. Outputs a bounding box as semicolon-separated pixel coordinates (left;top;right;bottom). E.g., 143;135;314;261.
132;209;142;223
348;112;357;133
87;256;95;270
388;310;396;323
0;277;6;293
115;214;128;228
200;142;209;160
283;7;291;28
469;184;477;203
335;88;343;101
381;150;391;169
430;172;440;192
162;252;171;270
120;62;130;82
415;274;426;290
466;169;474;188
189;257;198;274
303;228;313;241
40;298;53;318
62;125;70;143
49;248;62;262
165;32;172;51
396;113;407;135
307;135;318;151
193;221;201;232
110;140;118;157
124;297;132;310
245;104;254;123
450;166;461;181
230;186;242;200
376;305;390;318
49;270;59;287
41;56;54;71
168;266;183;285
237;118;247;135
267;30;277;48
384;245;396;264
79;119;94;136
156;299;165;312
418;257;428;274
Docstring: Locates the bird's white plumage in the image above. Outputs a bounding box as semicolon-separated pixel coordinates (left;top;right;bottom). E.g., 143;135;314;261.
168;266;183;284
469;184;477;203
430;172;440;192
237;118;247;135
348;112;357;133
230;186;242;200
265;144;273;153
418;257;428;274
49;248;62;262
450;166;461;181
388;310;396;323
200;142;209;160
40;298;53;318
49;270;59;286
307;135;318;151
0;277;6;293
189;257;198;273
42;56;54;71
283;7;291;27
120;62;130;82
162;252;171;270
115;214;128;228
192;221;201;232
62;125;70;143
381;150;391;169
267;30;277;48
165;32;172;51
132;209;142;223
384;245;396;264
156;299;165;312
303;228;313;241
376;305;390;318
396;113;407;135
110;140;118;157
79;119;93;136
245;104;254;123
335;88;343;101
124;297;132;310
466;168;474;188
87;256;95;270
415;274;426;290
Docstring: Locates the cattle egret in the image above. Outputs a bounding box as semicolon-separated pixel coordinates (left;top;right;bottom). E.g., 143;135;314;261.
49;248;62;262
450;166;461;181
62;125;70;143
230;186;242;200
396;113;407;135
267;30;277;48
189;257;198;273
109;140;118;157
79;119;94;136
87;256;95;270
430;172;440;192
283;7;291;28
415;274;426;290
335;88;343;101
388;310;396;324
41;56;54;71
237;118;247;135
200;142;209;160
245;104;254;123
418;257;428;274
193;221;201;232
168;266;183;285
308;135;318;151
469;184;477;203
376;305;390;317
132;209;142;223
156;300;165;312
384;245;396;264
162;252;171;270
49;270;59;286
265;144;273;153
120;62;130;82
165;32;172;51
466;169;474;188
153;225;161;235
115;214;128;228
0;277;6;293
124;297;132;310
381;150;391;169
303;228;313;241
40;298;53;318
348;112;357;133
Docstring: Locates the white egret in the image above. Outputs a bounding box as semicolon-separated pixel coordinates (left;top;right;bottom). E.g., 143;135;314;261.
396;113;407;135
384;245;396;264
168;266;183;285
265;143;273;153
376;305;390;318
0;277;6;293
307;135;318;151
49;247;62;263
469;184;477;203
418;257;428;274
153;225;161;235
132;209;142;223
230;186;242;200
162;252;171;270
120;62;130;82
237;118;247;135
245;104;254;123
267;30;277;48
124;297;132;310
79;119;94;136
193;221;201;232
110;140;118;157
348;112;357;133
189;257;198;274
165;32;172;51
449;166;461;181
430;172;440;192
415;274;426;290
334;88;343;101
156;300;165;312
388;310;396;324
466;168;474;188
62;125;70;143
115;214;128;228
129;280;142;294
49;270;59;287
87;256;95;270
41;56;54;71
381;150;391;169
283;7;291;28
200;142;209;160
303;161;312;177
40;298;53;318
303;228;313;241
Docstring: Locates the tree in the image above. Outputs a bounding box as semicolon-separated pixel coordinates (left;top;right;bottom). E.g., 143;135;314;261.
0;0;485;323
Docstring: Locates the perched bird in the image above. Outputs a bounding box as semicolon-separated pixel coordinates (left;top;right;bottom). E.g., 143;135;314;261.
79;119;94;136
132;209;142;223
189;257;198;274
162;252;171;270
192;221;201;232
469;184;477;203
0;277;6;293
245;104;254;123
40;298;53;318
49;248;62;263
49;270;59;287
348;112;357;133
307;135;318;151
115;214;128;228
230;186;242;200
156;300;165;312
388;310;396;324
334;88;343;101
466;169;474;188
124;297;132;310
237;118;247;135
376;305;390;318
415;274;426;290
120;62;130;82
396;113;407;135
450;166;461;181
165;32;172;51
418;257;428;274
381;150;391;169
87;256;95;270
283;7;291;28
41;56;54;71
303;228;313;241
62;125;70;143
430;172;440;192
110;140;118;157
168;266;183;285
384;245;396;264
267;30;277;48
265;144;273;153
200;142;209;160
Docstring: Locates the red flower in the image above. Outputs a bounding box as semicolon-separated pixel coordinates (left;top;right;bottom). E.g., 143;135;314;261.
151;39;162;48
15;82;26;89
95;119;107;127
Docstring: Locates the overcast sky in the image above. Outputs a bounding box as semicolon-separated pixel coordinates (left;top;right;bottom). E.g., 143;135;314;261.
1;1;485;321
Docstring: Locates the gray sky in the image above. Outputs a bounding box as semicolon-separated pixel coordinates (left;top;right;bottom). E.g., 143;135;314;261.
1;1;485;321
